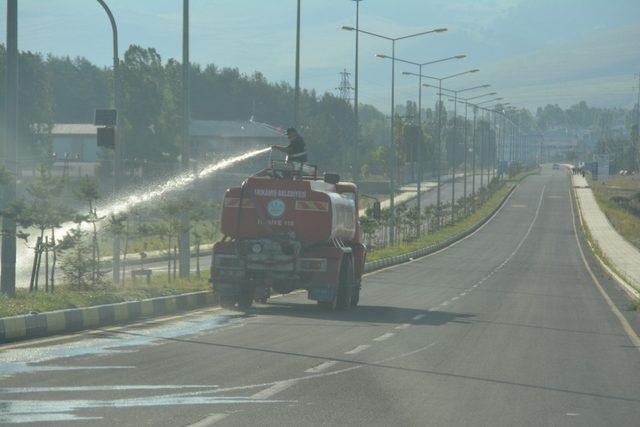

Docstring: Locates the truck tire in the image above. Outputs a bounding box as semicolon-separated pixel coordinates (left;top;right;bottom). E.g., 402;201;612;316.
350;285;360;307
220;295;237;309
238;290;254;310
336;256;353;310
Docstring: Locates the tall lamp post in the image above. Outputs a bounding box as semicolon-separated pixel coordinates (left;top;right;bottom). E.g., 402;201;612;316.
96;0;122;284
404;69;479;225
376;54;465;237
294;0;301;127
435;84;489;222
443;91;496;213
474;97;503;190
1;0;18;296
350;0;362;181
341;26;447;245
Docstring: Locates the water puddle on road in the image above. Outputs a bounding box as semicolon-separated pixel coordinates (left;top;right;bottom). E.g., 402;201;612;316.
0;313;239;379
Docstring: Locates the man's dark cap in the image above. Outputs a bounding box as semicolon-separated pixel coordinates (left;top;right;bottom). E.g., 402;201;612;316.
285;127;297;135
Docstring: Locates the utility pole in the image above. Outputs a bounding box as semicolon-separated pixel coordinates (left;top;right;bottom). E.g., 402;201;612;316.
294;0;301;127
635;73;640;171
179;0;191;278
97;0;121;284
1;0;18;296
352;0;362;182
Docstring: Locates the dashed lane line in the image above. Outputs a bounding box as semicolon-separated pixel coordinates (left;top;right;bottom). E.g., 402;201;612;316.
250;380;296;400
345;345;370;355
187;413;229;427
395;323;411;330
304;361;339;373
412;314;426;321
373;333;395;342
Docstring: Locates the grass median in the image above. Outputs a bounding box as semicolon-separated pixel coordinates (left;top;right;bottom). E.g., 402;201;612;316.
367;183;513;262
0;277;211;318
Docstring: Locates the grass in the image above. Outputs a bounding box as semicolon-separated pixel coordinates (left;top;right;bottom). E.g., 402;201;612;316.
367;183;513;262
588;174;640;250
0;276;211;318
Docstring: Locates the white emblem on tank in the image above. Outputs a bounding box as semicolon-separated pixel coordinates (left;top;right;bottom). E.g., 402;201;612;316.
267;199;286;218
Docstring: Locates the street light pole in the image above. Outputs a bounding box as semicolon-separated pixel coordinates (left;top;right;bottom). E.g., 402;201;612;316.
179;0;191;279
471;105;477;202
344;26;447;244
383;54;465;237
96;0;122;284
408;68;479;224
352;0;361;182
1;0;18;296
294;0;301;127
387;55;464;237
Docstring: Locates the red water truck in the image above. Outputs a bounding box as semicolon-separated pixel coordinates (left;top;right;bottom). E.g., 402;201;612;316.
211;155;377;310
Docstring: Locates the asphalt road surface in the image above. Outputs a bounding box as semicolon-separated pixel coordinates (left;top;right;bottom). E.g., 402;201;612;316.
2;165;639;426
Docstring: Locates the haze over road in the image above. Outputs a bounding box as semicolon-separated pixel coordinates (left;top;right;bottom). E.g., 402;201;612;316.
1;166;639;426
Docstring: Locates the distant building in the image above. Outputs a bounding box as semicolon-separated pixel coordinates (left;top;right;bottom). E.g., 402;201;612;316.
189;120;286;159
50;123;99;162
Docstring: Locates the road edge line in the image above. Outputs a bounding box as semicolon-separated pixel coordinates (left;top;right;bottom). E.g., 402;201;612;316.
569;176;640;352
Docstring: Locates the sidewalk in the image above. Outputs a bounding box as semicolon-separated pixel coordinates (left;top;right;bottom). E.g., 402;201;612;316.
572;174;640;296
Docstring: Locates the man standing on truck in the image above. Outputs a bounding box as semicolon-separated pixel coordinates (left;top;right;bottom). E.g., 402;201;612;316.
273;127;307;164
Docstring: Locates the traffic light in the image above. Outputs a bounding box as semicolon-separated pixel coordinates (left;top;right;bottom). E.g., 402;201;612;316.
97;126;115;150
95;109;117;150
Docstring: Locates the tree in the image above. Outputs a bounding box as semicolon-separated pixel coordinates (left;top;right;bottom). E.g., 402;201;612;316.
74;176;103;287
4;165;71;292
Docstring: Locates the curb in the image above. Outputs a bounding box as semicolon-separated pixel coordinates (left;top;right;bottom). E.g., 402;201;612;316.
0;291;216;343
363;184;515;273
570;176;640;301
1;181;519;344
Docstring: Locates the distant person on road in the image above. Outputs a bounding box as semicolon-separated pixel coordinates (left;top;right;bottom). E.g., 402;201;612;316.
272;128;307;164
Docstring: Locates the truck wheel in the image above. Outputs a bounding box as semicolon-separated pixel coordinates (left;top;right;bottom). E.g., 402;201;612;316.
238;290;254;310
317;298;337;311
336;257;353;310
350;285;360;307
220;295;236;309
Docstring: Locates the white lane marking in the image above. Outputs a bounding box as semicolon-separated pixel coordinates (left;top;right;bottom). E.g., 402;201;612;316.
395;323;411;330
188;413;229;427
466;185;547;292
304;361;338;373
569;185;640;353
166;342;439;401
345;344;370;354
460;292;467;296
451;296;459;301
412;314;426;321
250;380;296;399
441;301;450;306
373;333;395;342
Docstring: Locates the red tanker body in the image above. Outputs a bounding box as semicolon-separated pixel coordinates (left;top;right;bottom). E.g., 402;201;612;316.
211;155;367;310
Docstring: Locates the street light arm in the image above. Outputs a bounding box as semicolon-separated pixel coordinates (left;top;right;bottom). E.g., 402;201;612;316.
456;84;490;94
342;26;393;40
376;55;420;66
465;91;497;101
420;54;465;66
394;27;447;40
442;69;479;80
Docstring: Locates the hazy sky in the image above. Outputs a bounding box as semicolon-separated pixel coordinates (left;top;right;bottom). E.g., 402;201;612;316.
1;0;639;114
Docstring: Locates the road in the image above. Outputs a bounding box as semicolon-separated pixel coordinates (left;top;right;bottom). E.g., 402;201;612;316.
1;165;639;426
